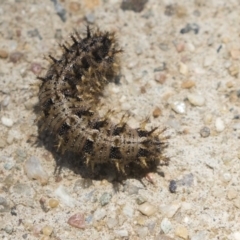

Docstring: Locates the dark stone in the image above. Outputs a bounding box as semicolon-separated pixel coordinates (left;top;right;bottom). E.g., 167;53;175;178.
27;29;42;39
51;0;67;22
169;180;177;193
121;0;148;13
180;23;200;34
164;4;176;16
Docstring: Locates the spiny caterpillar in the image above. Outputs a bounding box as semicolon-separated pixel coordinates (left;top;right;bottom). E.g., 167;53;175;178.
38;26;168;174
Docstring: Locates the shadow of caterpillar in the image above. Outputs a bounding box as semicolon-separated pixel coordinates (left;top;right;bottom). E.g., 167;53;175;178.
38;26;169;174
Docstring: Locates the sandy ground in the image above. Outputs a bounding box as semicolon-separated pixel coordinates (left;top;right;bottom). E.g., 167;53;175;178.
0;0;240;239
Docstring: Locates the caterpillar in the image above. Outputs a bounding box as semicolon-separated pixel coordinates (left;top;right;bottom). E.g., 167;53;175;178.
38;26;168;174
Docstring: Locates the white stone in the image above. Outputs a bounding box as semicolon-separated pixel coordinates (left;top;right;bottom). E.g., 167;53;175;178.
1;116;13;127
179;62;188;75
136;226;148;238
93;208;106;221
160;218;172;234
203;113;213;124
221;172;232;182
187;94;205;106
106;217;118;229
187;42;195;52
2;96;10;107
114;229;128;237
171;101;186;114
54;185;76;208
138;202;156;216
24;156;48;185
127;60;138;69
160;203;181;218
215;117;225;132
122;204;134;218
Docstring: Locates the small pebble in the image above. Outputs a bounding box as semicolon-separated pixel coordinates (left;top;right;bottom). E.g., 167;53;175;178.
31;63;42;75
99;192;112;206
226;81;234;88
203;113;213;124
154;72;167;84
114;229;129;237
123;182;139;195
200;126;210;138
136;226;148;238
221;172;232;182
4;225;13;234
227;188;238;200
181;80;195;89
83;0;100;9
2;96;10;107
25;97;39;110
4;161;15;170
228;64;239;77
73;179;93;191
215;117;225;132
24;156;48;185
48;199;59;208
176;7;188;17
0;138;6;148
123;204;134;218
175;225;189;239
1;116;13;127
0;196;8;209
9;51;23;63
42;226;53;236
234;198;240;209
160;203;181;218
155;235;175;240
7;129;21;144
160;218;172;234
191;231;208;240
54;185;76;207
171;101;186;114
51;0;67;22
40;197;50;213
136;195;146;205
159;42;169;51
120;0;148;12
230;49;240;60
93;208;106;221
138;202;156;216
180;23;200;34
169;180;177;193
164;4;176;16
127;60;138;69
69;2;80;12
0;49;9;58
67;213;85;229
179;62;188;75
178;173;194;187
27;29;41;39
145;172;156;184
175;42;185;52
152;107;161;118
187;93;205;106
154;63;166;71
187;42;196;52
85;13;95;23
106;217;118;229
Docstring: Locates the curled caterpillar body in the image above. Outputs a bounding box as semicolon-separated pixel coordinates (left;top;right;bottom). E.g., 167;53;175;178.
38;26;168;173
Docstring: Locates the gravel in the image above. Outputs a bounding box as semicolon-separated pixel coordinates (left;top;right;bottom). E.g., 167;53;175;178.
1;0;240;239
